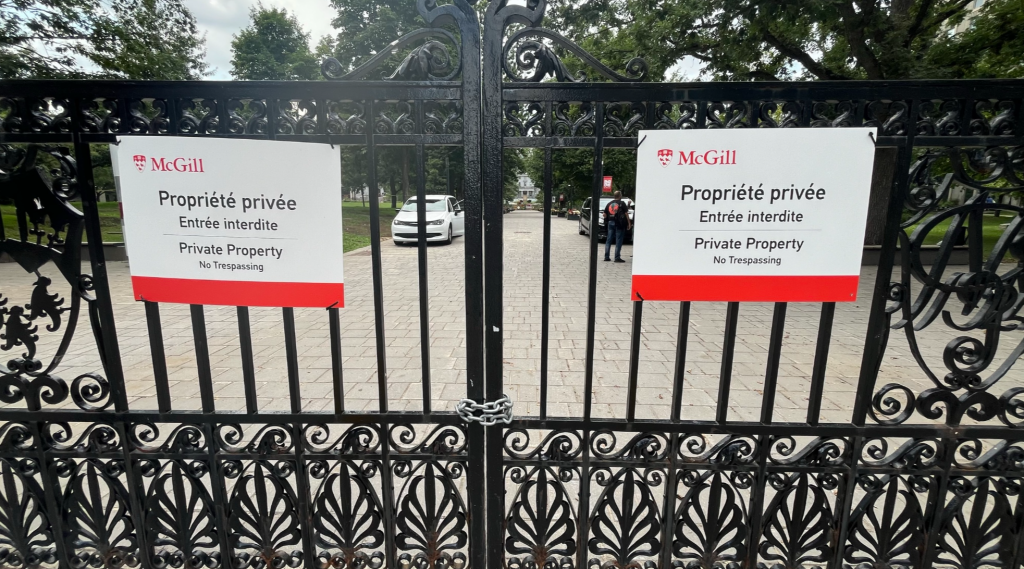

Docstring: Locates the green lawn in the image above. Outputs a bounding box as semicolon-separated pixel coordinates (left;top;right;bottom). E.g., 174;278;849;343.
341;200;402;252
908;211;1015;260
1;201;123;243
2;200;401;253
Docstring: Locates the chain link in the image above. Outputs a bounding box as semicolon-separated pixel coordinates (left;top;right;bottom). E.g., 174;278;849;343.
455;394;513;426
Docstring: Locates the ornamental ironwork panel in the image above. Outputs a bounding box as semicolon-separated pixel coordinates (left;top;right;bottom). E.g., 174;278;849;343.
0;0;1023;567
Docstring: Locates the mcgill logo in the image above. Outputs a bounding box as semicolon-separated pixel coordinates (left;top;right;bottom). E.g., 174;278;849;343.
657;149;736;167
132;155;206;173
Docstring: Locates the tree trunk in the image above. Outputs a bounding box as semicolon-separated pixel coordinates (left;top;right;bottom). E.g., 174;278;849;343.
402;149;410;202
390;174;397;208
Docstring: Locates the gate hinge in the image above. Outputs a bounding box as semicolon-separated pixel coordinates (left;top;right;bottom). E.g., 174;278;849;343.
456;394;513;426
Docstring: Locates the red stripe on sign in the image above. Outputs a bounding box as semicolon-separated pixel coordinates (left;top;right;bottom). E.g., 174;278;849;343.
131;277;344;308
630;275;859;302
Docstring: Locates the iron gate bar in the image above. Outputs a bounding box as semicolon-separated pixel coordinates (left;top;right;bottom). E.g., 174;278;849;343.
364;99;390;414
582;103;605;422
143;301;172;413
670;301;690;423
237;306;260;414
415;139;432;414
539;143;553;420
717;301;740;424
760;302;788;424
328;306;345;414
189;304;215;413
807;302;836;426
283;307;302;413
626;300;643;423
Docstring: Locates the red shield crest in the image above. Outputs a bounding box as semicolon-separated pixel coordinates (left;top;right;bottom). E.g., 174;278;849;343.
133;155;146;172
657;148;673;167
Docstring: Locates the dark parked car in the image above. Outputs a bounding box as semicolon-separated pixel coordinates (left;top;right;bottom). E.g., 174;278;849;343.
579;196;634;242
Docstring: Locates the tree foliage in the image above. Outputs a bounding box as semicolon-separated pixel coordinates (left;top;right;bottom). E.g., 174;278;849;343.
0;0;207;79
544;0;1024;81
326;0;426;74
88;0;207;80
230;5;326;80
524;148;636;208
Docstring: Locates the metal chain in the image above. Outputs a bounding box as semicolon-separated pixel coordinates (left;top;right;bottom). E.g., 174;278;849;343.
455;394;513;426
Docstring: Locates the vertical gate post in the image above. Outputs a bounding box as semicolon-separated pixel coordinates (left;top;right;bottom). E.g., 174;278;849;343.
424;1;488;567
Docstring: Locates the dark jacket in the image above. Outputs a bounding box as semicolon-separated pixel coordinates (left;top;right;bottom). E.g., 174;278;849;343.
603;199;630;226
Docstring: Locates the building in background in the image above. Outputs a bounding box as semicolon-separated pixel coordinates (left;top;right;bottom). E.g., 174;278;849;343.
952;0;985;34
518;173;538;201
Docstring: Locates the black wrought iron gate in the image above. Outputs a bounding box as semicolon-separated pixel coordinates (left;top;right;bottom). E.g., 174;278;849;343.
1;0;1024;567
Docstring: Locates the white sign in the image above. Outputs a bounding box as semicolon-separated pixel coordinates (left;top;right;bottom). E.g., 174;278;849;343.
631;128;876;302
112;137;344;307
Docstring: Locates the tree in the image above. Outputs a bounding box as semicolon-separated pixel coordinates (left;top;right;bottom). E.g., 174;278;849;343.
543;0;1024;81
523;148;637;209
326;0;426;74
0;0;208;79
326;0;444;202
227;4;381;203
926;0;1024;78
426;147;464;200
0;0;94;78
88;0;207;80
230;4;319;80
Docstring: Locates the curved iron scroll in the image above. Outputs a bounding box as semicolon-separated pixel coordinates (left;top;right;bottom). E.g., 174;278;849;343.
0;144;111;412
869;144;1024;426
322;29;462;81
502;28;647;83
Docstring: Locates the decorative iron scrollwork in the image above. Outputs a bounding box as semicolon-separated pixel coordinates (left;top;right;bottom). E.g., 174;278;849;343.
0;144;111;412
322;29;461;82
63;459;140;568
505;466;577;569
0;458;55;569
228;461;302;568
587;467;661;569
144;461;218;568
393;461;468;569
502;28;646;83
868;142;1024;426
311;460;385;569
674;470;748;569
758;473;834;568
844;474;926;569
935;477;1017;568
653;102;697;130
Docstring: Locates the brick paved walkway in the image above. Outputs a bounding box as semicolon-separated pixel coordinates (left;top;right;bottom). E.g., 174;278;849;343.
3;210;1019;423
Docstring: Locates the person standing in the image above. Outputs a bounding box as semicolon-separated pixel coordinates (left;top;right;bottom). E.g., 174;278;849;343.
603;191;631;262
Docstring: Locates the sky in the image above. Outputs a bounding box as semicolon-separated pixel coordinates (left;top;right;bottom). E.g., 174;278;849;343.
184;0;337;79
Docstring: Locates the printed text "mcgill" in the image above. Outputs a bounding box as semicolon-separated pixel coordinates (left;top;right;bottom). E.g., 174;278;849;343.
150;157;205;172
678;150;736;165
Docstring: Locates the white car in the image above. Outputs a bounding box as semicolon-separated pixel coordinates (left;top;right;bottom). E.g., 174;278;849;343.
391;195;465;245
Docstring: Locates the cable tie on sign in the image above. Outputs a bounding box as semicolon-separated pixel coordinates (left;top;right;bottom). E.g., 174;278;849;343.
112;138;121;146
635;291;644;301
326;301;339;310
636;134;647;150
868;131;876;143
